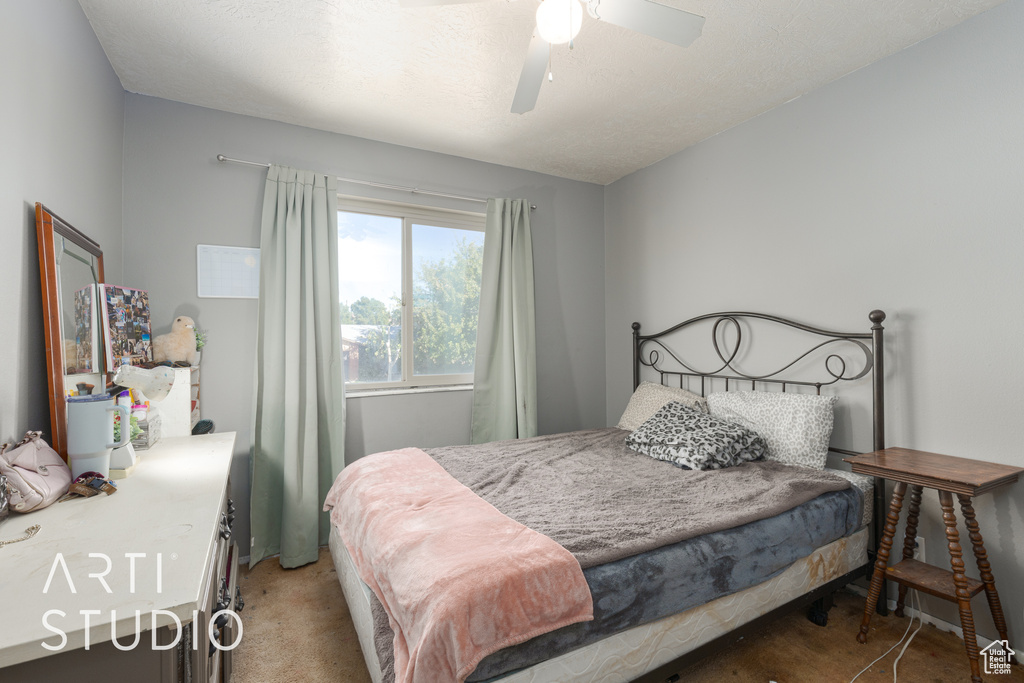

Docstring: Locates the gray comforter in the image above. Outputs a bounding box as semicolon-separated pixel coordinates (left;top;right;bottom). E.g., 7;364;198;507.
429;428;852;569
367;428;855;681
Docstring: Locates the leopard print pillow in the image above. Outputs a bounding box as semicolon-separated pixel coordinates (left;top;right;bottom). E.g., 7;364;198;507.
625;401;767;471
706;391;838;470
617;382;708;431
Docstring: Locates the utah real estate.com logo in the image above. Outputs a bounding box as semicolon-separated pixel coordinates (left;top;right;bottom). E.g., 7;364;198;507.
980;640;1013;676
41;553;242;652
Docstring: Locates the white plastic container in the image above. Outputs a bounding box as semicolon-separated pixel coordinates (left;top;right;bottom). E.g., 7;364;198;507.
66;394;130;478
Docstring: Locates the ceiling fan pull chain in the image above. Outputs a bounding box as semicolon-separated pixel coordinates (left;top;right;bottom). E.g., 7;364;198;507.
548;42;553;82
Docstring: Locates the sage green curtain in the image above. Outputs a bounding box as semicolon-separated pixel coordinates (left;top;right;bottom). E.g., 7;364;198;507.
471;198;537;443
250;165;345;568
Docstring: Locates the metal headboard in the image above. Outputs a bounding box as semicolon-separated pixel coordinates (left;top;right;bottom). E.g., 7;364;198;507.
632;310;887;610
632;310;886;454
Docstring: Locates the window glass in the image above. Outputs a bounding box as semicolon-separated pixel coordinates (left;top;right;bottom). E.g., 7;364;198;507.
338;202;485;389
412;224;485;377
338;212;403;384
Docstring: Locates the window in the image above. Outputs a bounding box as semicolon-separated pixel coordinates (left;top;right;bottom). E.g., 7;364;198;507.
338;197;486;390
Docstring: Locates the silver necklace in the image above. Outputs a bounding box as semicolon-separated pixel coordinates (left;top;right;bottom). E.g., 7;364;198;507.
0;524;40;547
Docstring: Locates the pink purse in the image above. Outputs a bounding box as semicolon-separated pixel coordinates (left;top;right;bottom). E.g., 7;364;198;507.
0;431;72;513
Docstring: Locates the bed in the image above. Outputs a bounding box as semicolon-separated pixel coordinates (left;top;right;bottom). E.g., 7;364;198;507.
326;310;888;683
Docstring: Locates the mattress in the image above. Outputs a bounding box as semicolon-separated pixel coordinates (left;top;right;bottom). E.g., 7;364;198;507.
333;522;386;683
327;428;875;682
829;468;874;529
330;525;869;683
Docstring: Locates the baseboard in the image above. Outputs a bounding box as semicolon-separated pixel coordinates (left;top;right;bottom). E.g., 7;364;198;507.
844;585;995;649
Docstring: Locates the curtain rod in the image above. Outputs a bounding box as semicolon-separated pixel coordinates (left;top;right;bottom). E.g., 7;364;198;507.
216;154;535;210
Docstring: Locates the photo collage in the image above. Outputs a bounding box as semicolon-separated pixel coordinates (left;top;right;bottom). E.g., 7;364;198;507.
100;285;153;369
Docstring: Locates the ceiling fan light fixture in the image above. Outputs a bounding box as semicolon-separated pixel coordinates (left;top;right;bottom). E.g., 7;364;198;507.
535;0;584;45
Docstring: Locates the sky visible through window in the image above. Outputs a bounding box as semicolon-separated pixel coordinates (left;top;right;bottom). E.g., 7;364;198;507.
338;212;401;305
337;211;483;306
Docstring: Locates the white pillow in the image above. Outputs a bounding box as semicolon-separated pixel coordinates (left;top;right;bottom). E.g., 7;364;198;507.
706;391;838;470
616;381;707;431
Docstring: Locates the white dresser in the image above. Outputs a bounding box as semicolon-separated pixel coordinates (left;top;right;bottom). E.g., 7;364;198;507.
0;432;241;683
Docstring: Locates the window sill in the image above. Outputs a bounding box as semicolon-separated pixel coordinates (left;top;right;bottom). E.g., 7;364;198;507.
346;384;473;399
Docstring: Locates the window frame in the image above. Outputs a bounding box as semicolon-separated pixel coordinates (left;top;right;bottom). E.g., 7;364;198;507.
338;195;486;391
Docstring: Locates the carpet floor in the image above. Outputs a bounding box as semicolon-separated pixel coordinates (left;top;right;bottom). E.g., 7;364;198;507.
232;548;1022;683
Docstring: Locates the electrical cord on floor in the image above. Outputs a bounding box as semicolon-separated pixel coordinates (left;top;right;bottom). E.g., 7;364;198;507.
849;589;924;683
889;589;924;681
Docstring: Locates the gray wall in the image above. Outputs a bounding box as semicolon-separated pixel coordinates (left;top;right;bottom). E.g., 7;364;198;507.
121;95;607;555
605;0;1023;642
0;0;124;444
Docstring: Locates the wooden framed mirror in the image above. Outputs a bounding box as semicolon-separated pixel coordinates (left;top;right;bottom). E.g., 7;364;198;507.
36;203;106;459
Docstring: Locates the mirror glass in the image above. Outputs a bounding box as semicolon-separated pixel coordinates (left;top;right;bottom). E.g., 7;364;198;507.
36;204;106;459
55;232;104;377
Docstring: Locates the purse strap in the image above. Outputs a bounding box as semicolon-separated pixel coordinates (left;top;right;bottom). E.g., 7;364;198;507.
1;432;50;472
0;431;43;455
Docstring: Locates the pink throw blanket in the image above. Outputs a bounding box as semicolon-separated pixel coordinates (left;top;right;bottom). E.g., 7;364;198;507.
324;448;593;683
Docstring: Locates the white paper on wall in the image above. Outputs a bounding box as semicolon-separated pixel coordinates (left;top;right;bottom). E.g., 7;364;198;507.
196;244;260;298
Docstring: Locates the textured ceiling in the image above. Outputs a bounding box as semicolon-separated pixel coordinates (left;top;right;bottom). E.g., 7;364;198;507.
79;0;1004;185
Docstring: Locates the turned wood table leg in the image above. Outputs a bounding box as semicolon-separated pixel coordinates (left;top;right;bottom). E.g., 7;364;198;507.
958;493;1015;665
939;490;983;683
858;481;907;644
895;484;923;618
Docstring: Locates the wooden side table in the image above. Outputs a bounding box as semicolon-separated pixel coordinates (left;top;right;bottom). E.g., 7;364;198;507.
845;447;1023;683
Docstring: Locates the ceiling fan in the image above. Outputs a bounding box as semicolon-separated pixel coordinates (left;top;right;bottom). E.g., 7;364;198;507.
400;0;705;114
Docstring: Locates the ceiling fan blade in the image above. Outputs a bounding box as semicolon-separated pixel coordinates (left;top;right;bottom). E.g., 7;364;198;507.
592;0;704;48
510;33;549;114
398;0;491;7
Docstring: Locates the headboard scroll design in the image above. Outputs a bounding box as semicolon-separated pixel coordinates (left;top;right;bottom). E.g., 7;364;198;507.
633;313;877;392
632;310;886;452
